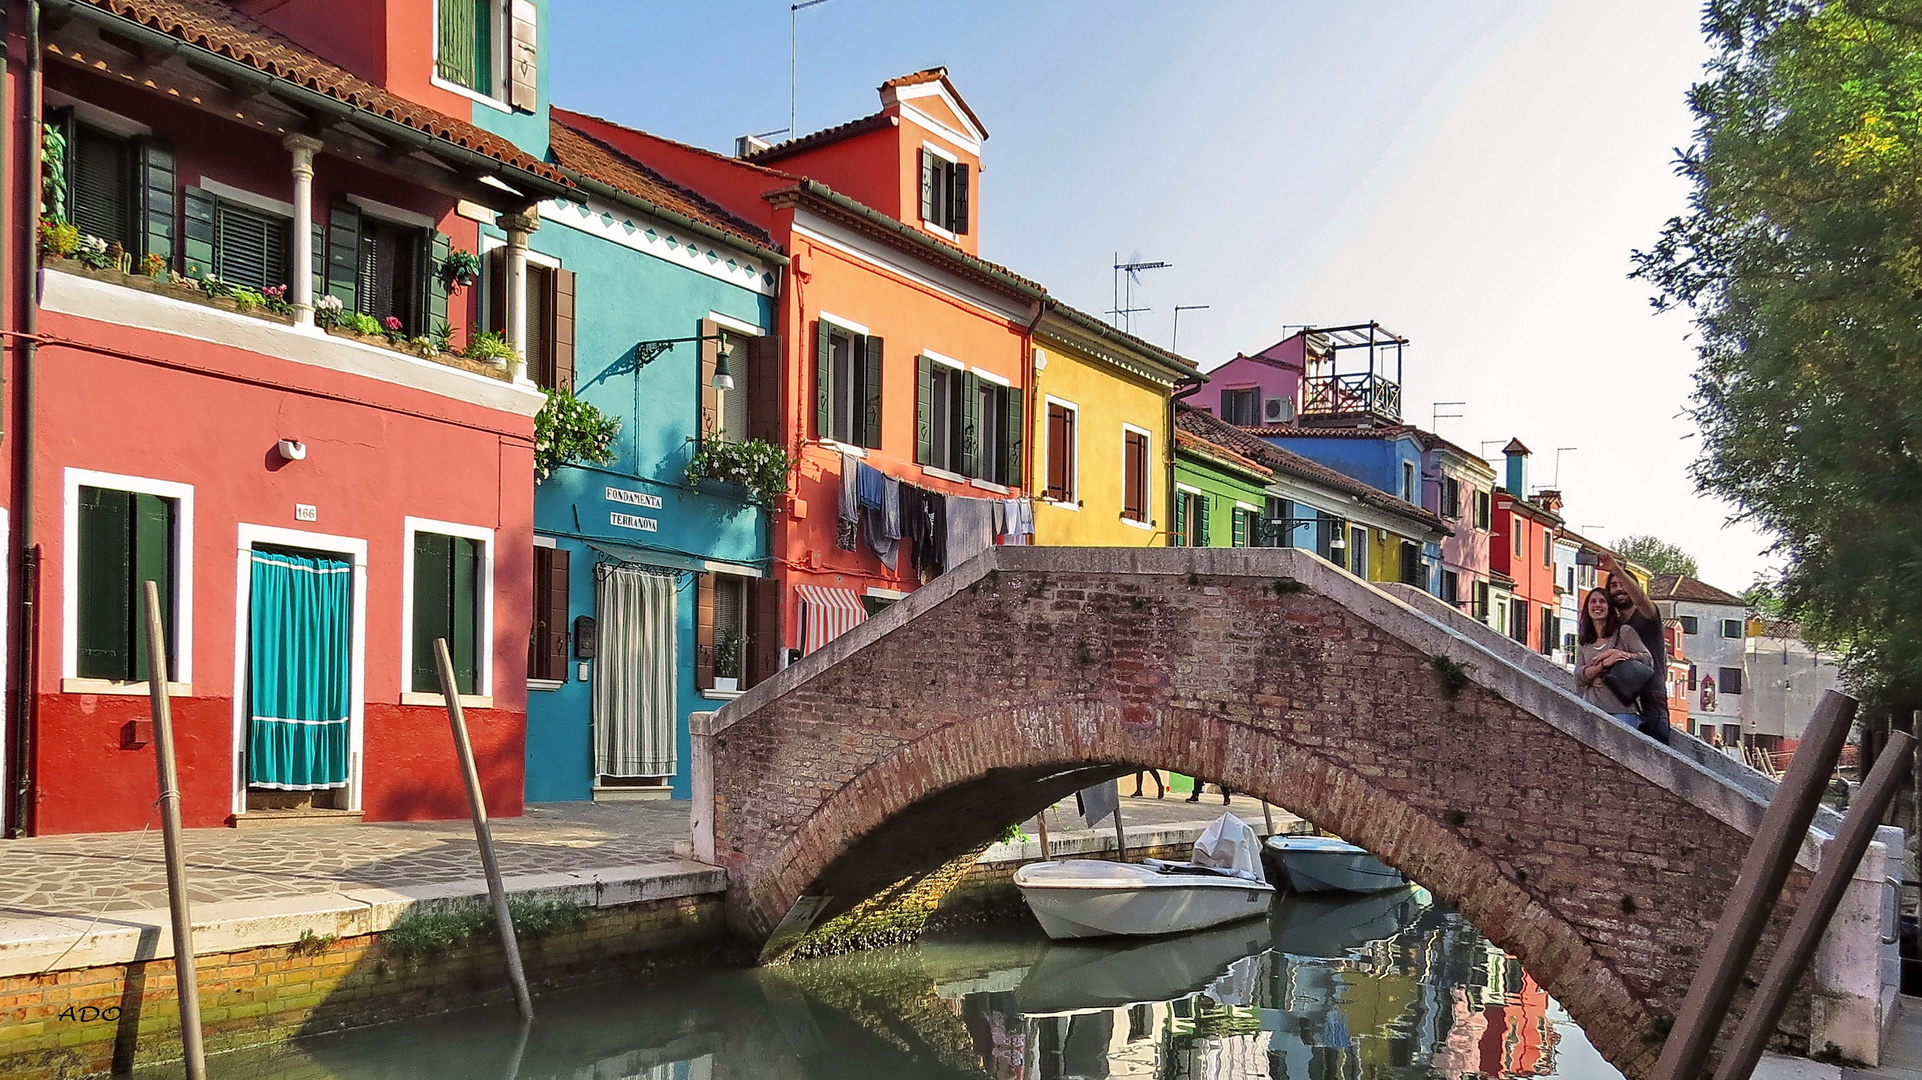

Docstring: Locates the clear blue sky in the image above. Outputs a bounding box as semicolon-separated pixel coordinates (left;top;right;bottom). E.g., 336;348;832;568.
553;2;1770;590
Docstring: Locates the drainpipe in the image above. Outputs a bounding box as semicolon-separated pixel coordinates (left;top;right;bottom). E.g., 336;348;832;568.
8;0;38;837
1166;374;1204;546
1022;300;1046;496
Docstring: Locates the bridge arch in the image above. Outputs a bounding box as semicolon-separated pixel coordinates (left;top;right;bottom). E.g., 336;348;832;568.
693;547;1861;1077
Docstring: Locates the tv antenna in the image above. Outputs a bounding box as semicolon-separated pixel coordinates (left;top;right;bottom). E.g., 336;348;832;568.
1171;305;1209;352
1110;254;1170;335
791;0;835;140
1553;447;1578;488
1431;401;1465;433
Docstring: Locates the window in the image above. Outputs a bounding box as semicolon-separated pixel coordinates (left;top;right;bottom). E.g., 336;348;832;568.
1441;569;1460;606
1400;542;1424;588
697;573;750;690
1346;526;1368;577
915;356;1021;485
321;200;447;338
1442;477;1461;519
1123;430;1151;523
50;110;176;269
918;148;970;234
1230;506;1257;548
1317;510;1344;565
1680;615;1700;634
181;187;293;291
359;216;423;332
437;0;493;94
1689;663;1699;690
1473;490;1491;530
1220;388;1260;426
1543;533;1553;568
1513;521;1524;557
1721;618;1745;639
1719;666;1744;695
824;319;881;449
410;530;486;696
1510;598;1529;644
528;545;570;684
74;485;179;682
1473;581;1491;622
1172;489;1208;546
1540;608;1557;655
1044;401;1077;501
1401;462;1416;503
487;253;577;392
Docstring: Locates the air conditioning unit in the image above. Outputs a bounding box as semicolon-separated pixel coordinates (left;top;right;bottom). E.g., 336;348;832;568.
1263;396;1295;424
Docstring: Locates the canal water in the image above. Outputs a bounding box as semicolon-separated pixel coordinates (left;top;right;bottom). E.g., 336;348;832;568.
187;889;1626;1080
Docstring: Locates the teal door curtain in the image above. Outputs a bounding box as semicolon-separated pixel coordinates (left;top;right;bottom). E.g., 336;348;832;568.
593;565;678;778
248;549;353;790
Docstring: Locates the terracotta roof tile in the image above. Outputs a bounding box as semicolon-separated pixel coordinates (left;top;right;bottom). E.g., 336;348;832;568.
1648;574;1746;606
70;0;566;186
744;112;894;164
548;120;775;250
1175;428;1272;482
881;68;950;89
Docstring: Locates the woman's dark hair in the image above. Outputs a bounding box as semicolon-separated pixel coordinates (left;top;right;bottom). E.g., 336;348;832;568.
1578;587;1620;645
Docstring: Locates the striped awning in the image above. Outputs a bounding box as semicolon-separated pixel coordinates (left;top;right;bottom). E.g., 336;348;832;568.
796;584;867;655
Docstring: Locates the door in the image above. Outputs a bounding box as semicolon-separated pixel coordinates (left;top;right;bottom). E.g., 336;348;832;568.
245;546;353;809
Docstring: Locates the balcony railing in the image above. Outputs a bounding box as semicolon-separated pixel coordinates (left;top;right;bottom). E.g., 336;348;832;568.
1301;372;1402;421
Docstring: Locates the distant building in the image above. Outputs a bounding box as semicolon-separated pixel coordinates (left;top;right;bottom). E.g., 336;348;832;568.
1651;575;1750;747
1488;442;1563;657
1742;619;1843;755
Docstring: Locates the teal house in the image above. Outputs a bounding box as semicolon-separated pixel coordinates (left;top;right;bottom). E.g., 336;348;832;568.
440;0;785;801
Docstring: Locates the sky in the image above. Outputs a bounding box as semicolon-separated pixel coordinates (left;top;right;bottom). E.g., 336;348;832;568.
552;1;1776;592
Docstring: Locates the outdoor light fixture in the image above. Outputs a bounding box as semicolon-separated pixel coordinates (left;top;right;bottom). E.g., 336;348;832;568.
712;345;735;391
632;333;737;391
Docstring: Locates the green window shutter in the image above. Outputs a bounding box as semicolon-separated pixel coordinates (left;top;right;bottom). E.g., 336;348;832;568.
325;198;361;311
181;186;215;279
451;536;480;695
915;353;933;464
814;319;832;439
311;223;325;303
438;0;489;92
959;371;981;477
1198;495;1212;546
412;532;452;693
860;334;884;449
76;487;134;680
919;149;937;224
952;163;970;235
1231;508;1247;549
1171;491;1186;547
135;137;175;267
424;230;451;333
130;493;174;683
1004;386;1023;488
212;200;288;291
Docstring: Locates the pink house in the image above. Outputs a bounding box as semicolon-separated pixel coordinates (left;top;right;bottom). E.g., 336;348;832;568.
1196;332;1308;426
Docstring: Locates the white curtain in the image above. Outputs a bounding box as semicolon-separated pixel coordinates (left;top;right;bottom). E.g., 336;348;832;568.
593;566;678;778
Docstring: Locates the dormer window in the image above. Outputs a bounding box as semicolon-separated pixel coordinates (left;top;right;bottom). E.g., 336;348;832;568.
919;146;969;235
435;0;537;111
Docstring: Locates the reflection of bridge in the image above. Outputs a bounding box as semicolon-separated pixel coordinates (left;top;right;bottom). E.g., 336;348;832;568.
692;547;1899;1078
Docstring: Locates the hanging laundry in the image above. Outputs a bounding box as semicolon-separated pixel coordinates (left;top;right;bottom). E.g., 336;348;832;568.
996;497;1034;546
836;451;859;551
945;494;996;567
857;462;901;571
903;484;947;580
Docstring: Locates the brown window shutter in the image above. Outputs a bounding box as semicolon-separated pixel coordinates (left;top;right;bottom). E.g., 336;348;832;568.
508;0;538;112
544;548;569;679
525;264;553;389
527;547;549;678
1124;432;1147;520
699;318;722;439
747;334;782;446
695;572;715;689
485;247;508;338
1046;404;1070;500
746;576;782;688
551;268;576;391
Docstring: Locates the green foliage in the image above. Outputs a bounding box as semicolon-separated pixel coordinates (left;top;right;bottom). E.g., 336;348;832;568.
996;822;1027;845
230;287;266;310
41;123;65;221
383;897;591;959
344;312;381;336
462;329;518;364
439;247;482;289
713;625;742;679
37;218;77;258
1431;654;1471;698
1631;0;1922;703
289;928;336;956
684;437;792;504
535;386;620;482
1614;535;1700;579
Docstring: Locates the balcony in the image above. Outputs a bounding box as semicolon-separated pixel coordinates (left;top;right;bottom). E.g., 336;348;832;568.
1296;322;1407;425
1301;371;1402;422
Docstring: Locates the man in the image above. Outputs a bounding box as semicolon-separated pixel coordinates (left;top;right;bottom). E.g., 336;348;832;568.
1600;552;1672;744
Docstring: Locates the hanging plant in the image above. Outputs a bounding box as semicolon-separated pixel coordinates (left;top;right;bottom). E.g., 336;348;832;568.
685;438;792;504
438;248;482;291
535;386;620;482
41;123;66;222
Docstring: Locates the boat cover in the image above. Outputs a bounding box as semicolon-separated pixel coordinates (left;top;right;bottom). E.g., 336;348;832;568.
1192;813;1263;881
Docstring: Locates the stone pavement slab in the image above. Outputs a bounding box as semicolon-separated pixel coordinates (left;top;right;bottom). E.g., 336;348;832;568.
0;801;690;928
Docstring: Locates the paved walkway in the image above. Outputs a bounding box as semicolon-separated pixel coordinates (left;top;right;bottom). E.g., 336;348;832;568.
0;801;689;927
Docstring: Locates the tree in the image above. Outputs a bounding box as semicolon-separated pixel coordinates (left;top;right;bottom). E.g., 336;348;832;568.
1615;535;1700;579
1632;0;1922;708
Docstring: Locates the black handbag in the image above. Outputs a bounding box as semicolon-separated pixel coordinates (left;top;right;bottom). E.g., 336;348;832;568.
1603;657;1658;702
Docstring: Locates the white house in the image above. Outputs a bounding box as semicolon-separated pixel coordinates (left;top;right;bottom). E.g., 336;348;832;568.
1742;619;1843;749
1651;575;1750;746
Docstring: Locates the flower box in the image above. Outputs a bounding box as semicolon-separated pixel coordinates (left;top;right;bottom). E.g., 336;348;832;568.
42;257;297;326
318;324;512;382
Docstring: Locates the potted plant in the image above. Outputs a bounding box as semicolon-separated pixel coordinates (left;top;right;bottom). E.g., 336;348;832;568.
713;627;742;693
439;248;482;291
684;438;793;505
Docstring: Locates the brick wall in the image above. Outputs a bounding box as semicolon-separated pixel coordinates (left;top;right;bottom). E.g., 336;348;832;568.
701;547;1810;1079
0;894;724;1079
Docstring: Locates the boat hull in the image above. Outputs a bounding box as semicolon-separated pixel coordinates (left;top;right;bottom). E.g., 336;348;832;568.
1264;837;1406;893
1015;860;1275;939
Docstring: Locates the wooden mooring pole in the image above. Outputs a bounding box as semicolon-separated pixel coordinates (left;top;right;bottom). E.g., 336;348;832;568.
1034;807;1050;860
434;637;534;1021
142;581;205;1080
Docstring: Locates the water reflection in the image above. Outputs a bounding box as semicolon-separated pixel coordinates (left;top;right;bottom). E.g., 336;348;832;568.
181;890;1620;1080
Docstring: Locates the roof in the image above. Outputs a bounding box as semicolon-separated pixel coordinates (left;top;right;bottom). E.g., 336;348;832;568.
1410;428;1496;471
1041;301;1200;377
743;112;896;164
58;0;568;189
767;180;1047;301
1503;438;1532;455
1175;406;1448;533
1175;429;1272;485
1648;574;1746;607
879;66;990;141
548;120;776;252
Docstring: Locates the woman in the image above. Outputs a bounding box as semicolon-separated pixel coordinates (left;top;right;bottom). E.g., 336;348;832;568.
1576;587;1653;727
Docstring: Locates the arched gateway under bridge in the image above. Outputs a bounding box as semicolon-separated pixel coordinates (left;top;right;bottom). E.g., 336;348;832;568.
690;546;1897;1078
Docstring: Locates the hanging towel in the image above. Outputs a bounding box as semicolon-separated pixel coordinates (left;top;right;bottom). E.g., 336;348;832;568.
837;452;859;551
945;495;996;567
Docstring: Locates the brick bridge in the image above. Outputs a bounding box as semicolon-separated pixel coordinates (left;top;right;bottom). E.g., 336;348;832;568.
691;547;1895;1077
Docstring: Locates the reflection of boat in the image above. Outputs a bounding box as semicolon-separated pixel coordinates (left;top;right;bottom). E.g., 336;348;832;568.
1264;834;1406;893
1015;814;1274;939
1270;886;1430;958
1013;916;1273;1015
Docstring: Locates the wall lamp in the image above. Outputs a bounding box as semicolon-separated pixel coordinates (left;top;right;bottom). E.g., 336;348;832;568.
633;334;736;390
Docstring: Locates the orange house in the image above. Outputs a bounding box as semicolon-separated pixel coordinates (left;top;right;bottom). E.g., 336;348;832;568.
556;69;1045;666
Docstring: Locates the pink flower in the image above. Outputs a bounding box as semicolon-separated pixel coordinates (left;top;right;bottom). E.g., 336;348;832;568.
382;316;402;331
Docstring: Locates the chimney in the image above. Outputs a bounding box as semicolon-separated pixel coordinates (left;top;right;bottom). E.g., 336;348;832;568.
1534;488;1563;513
1503;438;1531;495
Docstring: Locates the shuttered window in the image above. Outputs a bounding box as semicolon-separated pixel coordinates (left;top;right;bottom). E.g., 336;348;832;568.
71;125;133;250
918;149;970;234
1045;403;1075;501
412;532;483;695
817;321;881;448
357;217;424;334
213;201;289;292
718;331;750;443
1220;388;1260;426
437;0;493;95
1122;431;1149;522
1402;542;1426;588
528;545;569;683
76;486;176;682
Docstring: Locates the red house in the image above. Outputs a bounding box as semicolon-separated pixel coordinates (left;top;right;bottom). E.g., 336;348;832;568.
2;0;568;833
1489;441;1563;655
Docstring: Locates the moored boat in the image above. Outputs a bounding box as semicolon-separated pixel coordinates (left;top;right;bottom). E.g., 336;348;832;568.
1015;813;1274;940
1263;834;1406;893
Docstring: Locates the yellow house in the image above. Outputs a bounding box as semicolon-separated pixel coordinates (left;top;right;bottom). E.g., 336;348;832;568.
1029;303;1199;545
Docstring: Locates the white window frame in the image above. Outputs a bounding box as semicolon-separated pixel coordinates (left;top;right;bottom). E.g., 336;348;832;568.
1121;422;1156;531
1721;618;1745;639
230;524;369;815
399;515;496;707
62;468;195;694
920;141;962;238
1042;395;1080;507
430;0;511;112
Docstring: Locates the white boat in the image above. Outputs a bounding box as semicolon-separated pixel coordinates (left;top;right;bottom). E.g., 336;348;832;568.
1015;813;1275;939
1262;834;1406;893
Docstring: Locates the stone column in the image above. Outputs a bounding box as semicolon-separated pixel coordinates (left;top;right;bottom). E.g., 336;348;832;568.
497;209;540;386
284;134;325;327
